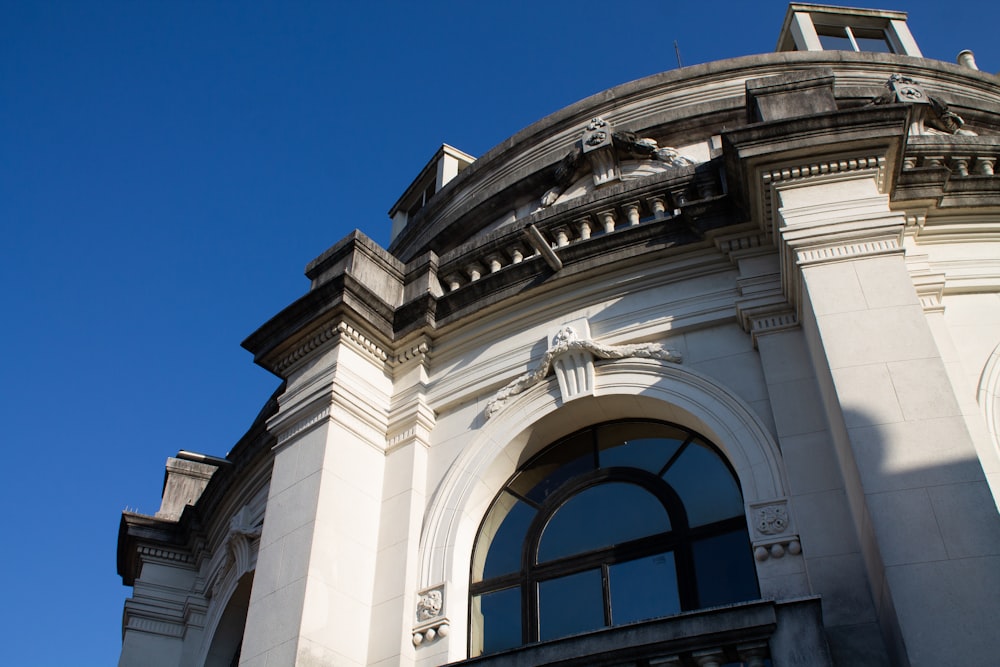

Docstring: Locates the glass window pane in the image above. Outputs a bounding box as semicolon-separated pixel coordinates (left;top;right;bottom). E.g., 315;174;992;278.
538;569;604;641
509;431;594;504
596;422;686;473
474;492;536;581
852;27;893;53
816;25;854;51
539;482;670;562
692;530;759;608
663;441;743;527
472;586;521;656
609;552;680;625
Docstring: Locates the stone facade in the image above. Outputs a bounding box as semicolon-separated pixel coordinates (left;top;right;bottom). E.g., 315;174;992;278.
118;5;1000;666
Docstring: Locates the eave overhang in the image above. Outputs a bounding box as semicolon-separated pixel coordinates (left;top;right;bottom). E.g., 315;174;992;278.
117;509;195;586
722;104;911;235
388;51;1000;264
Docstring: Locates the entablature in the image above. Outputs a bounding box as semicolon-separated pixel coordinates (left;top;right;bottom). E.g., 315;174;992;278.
896;135;1000;207
388;53;1000;264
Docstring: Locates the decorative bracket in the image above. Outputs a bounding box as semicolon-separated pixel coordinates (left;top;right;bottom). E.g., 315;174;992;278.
484;322;682;419
412;584;449;647
748;498;801;562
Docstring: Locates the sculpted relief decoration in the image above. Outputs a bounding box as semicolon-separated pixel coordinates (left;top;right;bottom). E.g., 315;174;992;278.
748;499;801;563
539;117;698;208
412;584;449;647
870;73;978;136
485;324;682;420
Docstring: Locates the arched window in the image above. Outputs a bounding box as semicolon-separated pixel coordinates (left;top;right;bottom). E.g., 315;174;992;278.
470;420;758;657
204;572;252;667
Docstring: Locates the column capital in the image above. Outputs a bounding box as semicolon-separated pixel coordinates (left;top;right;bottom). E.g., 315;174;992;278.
774;171;906;311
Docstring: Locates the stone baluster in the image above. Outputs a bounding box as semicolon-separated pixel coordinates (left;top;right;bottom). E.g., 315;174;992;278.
598;209;616;233
466;262;484;282
576;217;593;240
974;157;996;176
485;254;503;273
950;156;970;177
647;196;668;219
552;226;571;247
669;184;690;206
923;155;945;168
444;274;462;291
509;245;525;264
624;202;641;226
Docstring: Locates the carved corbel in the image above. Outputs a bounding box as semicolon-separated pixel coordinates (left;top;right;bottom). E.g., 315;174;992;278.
412;584;450;647
748;498;801;561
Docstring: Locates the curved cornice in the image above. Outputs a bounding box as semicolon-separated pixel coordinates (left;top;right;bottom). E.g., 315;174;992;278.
389;52;1000;262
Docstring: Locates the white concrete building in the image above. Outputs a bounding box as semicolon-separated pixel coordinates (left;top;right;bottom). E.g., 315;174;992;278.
118;5;1000;666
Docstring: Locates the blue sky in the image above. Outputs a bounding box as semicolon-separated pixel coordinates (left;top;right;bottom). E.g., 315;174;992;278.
2;1;997;664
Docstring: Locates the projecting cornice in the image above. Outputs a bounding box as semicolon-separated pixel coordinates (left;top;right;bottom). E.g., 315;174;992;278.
388;52;1000;263
896;135;1000;207
243;233;400;377
722;103;911;314
117;511;196;586
244;168;738;379
723;105;909;240
245;64;999;380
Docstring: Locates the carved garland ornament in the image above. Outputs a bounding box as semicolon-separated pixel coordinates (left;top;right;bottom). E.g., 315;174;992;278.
484;326;682;419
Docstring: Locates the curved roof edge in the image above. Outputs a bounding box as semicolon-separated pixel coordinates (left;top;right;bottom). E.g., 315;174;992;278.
387;51;1000;263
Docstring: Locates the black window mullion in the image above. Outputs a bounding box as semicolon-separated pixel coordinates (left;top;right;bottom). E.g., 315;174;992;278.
674;539;698;610
471;571;522;596
657;435;693;477
507;487;540;509
525;575;537;644
601;563;612;626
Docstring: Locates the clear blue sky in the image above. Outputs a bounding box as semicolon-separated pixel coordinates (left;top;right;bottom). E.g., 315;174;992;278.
1;1;997;664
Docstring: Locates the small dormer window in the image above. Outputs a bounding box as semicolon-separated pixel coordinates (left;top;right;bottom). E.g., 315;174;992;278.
777;3;922;57
389;144;475;243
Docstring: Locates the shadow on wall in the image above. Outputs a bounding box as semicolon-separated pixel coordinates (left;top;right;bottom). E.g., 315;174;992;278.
829;406;1000;665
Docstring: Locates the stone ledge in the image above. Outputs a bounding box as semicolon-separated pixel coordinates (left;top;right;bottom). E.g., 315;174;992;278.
451;597;829;667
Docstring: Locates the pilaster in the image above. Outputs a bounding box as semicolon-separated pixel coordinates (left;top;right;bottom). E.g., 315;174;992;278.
776;171;1000;666
240;323;393;667
369;339;437;667
119;543;200;667
753;323;889;663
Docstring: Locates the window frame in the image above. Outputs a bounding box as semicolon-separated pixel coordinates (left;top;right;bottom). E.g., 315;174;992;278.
469;420;756;655
813;23;895;53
